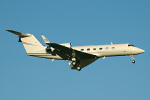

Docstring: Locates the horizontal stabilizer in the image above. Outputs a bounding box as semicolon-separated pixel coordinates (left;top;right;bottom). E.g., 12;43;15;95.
41;35;50;44
6;30;31;37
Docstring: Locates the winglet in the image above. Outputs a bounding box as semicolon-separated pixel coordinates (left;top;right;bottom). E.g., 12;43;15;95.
41;35;50;44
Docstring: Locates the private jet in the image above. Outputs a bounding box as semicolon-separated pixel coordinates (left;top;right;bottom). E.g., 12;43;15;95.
7;30;145;71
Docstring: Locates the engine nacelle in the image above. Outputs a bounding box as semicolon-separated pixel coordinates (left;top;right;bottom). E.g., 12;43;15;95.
46;47;55;52
46;43;72;52
46;46;51;52
60;43;72;48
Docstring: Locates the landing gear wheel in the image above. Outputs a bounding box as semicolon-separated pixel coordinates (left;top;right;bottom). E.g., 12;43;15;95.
130;55;135;64
72;61;76;66
77;67;81;71
132;60;135;63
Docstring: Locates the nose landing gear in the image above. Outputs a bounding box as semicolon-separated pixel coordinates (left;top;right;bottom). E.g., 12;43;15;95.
130;55;135;63
132;60;135;63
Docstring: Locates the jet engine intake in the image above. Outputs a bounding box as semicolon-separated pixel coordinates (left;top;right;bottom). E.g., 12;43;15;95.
46;46;51;52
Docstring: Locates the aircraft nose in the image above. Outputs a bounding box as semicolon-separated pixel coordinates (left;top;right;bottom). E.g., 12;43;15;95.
132;47;145;54
138;48;145;54
141;49;145;53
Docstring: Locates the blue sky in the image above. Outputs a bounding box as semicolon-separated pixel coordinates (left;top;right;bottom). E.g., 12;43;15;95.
0;0;150;100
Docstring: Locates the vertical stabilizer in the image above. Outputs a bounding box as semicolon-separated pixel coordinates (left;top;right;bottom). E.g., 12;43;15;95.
7;30;45;53
21;34;44;53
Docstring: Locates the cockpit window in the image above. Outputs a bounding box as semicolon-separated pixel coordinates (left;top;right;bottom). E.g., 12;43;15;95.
128;44;134;47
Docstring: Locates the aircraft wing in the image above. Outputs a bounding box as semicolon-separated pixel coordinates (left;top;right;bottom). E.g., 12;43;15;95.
71;58;99;69
49;43;97;59
48;43;99;69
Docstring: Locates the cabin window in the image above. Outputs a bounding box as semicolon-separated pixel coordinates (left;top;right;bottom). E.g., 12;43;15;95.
87;48;90;51
112;47;115;50
105;47;109;50
81;49;84;51
99;48;103;50
93;48;96;50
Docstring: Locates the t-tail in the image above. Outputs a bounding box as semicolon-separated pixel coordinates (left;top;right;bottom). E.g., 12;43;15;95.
7;30;45;54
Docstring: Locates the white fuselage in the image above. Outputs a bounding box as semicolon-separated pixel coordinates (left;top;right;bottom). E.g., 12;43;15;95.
27;43;145;60
73;44;144;57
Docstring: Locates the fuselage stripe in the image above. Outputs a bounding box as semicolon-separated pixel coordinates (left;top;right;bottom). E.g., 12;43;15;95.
27;53;56;55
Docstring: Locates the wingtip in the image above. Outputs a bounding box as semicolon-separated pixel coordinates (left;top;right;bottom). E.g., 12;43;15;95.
6;30;12;32
6;30;17;33
6;30;18;33
6;30;31;37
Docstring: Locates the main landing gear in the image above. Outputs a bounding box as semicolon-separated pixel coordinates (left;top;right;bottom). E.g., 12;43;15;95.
72;61;81;71
72;61;76;66
71;58;81;71
77;67;81;71
130;55;135;63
